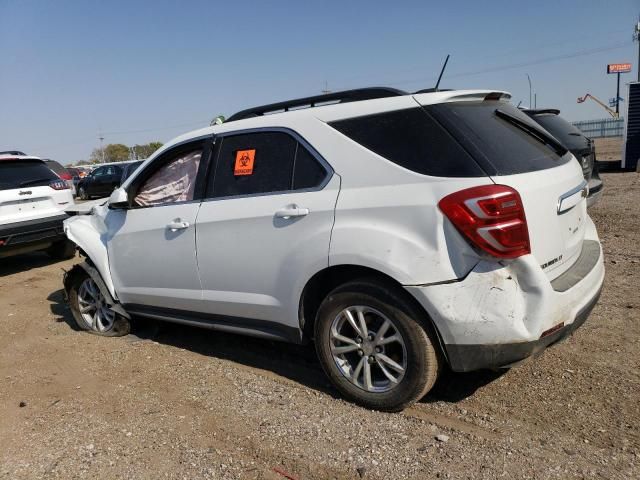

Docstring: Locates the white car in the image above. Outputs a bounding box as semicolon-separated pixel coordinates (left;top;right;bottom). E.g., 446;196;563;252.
0;154;76;259
62;88;604;411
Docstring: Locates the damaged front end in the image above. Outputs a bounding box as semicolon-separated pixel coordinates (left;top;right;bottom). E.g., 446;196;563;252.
63;201;118;300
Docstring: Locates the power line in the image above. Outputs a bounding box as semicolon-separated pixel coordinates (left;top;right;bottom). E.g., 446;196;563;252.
328;41;631;92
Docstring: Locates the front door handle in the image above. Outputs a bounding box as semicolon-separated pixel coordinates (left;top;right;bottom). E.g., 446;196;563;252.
275;205;309;219
167;220;190;231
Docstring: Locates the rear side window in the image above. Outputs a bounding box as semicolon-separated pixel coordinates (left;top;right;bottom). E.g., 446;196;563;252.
210;131;328;198
329;108;484;177
0;160;58;191
427;102;571;175
293;144;327;189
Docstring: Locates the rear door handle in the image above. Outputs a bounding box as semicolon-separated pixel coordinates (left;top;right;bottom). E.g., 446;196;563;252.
167;220;190;231
275;205;309;219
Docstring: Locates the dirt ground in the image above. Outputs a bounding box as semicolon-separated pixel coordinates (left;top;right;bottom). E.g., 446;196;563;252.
1;172;638;480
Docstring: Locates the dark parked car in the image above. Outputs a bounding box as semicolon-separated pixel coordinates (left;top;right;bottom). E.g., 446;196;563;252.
66;166;90;197
76;164;125;200
523;109;603;206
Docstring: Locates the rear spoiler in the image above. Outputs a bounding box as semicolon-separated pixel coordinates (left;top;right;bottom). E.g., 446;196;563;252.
413;90;512;105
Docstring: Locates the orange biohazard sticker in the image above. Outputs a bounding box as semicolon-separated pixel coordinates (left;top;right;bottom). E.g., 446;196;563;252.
234;149;255;176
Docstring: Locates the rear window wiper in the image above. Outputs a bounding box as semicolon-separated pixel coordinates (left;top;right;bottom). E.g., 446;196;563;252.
495;109;568;157
19;177;55;187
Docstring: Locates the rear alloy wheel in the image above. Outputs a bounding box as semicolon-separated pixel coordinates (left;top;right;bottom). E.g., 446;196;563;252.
330;306;407;392
68;271;130;336
315;280;441;411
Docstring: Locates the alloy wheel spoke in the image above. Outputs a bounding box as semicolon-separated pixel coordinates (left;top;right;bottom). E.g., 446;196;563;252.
363;360;373;391
331;332;358;346
378;334;401;346
352;356;366;384
356;308;368;338
376;353;405;373
331;344;360;355
373;319;391;344
80;303;96;314
344;309;362;337
377;361;400;384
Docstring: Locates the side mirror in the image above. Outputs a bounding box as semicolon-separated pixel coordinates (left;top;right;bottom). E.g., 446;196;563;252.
108;187;129;209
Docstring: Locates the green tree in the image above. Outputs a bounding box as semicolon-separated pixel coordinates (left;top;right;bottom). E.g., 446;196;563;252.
88;143;129;163
104;143;130;162
132;141;163;160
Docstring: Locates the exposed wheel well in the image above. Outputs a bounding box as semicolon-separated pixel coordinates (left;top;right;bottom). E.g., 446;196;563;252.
299;264;448;362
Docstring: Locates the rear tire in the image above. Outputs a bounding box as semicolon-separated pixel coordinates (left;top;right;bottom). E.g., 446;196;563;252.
314;279;441;412
67;270;130;337
47;239;76;260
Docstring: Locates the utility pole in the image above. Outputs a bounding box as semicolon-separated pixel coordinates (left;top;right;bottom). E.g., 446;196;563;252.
321;80;331;94
99;133;105;163
527;74;532;108
616;71;621;115
634;17;640;82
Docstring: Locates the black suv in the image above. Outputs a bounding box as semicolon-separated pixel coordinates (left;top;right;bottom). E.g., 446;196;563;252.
523;109;603;206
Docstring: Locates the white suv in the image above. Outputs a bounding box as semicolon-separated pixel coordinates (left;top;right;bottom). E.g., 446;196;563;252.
0;154;76;259
62;88;605;411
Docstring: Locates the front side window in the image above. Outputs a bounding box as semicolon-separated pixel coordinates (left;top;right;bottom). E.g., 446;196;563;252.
134;149;202;207
210;131;328;198
92;167;106;177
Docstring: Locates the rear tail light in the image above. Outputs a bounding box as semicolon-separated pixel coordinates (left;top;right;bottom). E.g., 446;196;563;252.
58;172;73;180
438;184;530;259
49;179;70;190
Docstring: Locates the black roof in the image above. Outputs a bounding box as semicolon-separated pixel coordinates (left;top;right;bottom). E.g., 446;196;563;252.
226;87;408;122
0;150;27;156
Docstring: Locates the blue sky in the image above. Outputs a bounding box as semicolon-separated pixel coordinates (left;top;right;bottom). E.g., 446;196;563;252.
1;0;638;164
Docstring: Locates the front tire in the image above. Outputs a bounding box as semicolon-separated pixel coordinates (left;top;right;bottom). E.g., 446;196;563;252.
67;270;130;337
315;280;441;412
78;187;88;200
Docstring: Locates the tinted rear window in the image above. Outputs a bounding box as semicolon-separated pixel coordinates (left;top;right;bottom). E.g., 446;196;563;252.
525;113;588;151
427;101;571;175
0;160;58;191
44;160;68;176
329;107;485;177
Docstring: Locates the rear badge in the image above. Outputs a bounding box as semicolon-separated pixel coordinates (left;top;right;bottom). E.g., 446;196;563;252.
541;254;563;270
19;190;32;195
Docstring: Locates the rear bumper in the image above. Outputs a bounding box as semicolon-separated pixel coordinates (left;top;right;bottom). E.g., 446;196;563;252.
444;285;601;371
586;176;603;207
0;213;68;256
405;218;605;372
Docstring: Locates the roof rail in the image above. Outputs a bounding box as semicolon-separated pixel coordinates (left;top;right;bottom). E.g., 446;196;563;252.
226;87;408;122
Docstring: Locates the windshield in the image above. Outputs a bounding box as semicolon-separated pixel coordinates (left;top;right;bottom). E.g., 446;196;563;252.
426;101;571;175
0;160;58;191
